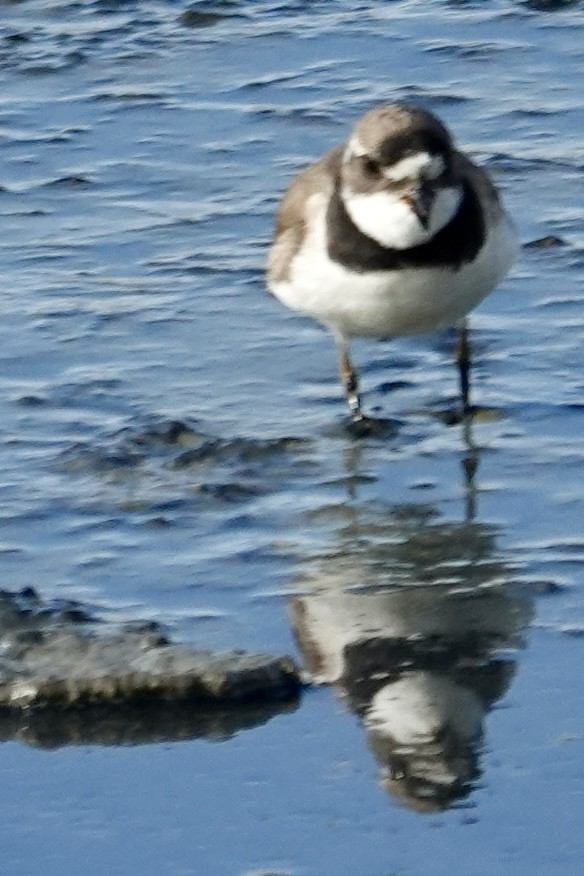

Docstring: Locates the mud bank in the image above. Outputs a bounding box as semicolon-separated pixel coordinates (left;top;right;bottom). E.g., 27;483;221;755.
0;589;301;747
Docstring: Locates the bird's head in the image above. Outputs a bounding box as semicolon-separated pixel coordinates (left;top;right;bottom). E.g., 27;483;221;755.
340;104;463;249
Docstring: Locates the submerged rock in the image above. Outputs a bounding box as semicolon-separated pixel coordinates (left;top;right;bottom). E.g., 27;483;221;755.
57;416;311;508
524;234;566;249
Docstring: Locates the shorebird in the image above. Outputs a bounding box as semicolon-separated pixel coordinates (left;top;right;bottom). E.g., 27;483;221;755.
267;102;517;423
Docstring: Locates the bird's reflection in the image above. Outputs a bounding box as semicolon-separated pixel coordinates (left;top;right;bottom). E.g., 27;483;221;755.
290;443;533;812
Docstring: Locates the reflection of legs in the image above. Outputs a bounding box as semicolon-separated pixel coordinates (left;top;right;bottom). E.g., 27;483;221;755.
338;342;363;421
456;319;471;416
462;414;478;521
456;321;478;517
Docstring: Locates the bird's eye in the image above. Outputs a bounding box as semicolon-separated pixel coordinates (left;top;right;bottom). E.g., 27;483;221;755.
362;157;380;177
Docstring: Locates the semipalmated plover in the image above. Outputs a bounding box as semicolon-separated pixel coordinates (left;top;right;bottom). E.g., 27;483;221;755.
267;103;517;422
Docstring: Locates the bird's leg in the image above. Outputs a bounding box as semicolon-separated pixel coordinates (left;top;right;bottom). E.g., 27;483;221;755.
338;343;363;421
456;319;472;418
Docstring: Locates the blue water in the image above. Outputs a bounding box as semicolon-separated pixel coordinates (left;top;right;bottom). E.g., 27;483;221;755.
1;1;583;874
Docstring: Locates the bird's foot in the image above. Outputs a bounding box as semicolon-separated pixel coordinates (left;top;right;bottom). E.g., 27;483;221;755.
346;413;399;439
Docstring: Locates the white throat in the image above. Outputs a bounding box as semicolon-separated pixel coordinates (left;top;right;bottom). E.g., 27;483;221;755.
341;185;463;250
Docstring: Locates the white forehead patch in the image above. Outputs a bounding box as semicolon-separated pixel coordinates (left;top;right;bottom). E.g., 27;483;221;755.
343;135;368;163
384;152;445;182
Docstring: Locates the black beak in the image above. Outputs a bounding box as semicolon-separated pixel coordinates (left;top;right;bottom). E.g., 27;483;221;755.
401;181;434;230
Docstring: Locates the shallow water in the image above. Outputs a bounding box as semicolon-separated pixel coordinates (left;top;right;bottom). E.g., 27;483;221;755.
1;1;584;874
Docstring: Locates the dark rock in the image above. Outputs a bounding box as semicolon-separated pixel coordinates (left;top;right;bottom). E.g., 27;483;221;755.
0;629;300;710
0;589;302;748
524;235;566;249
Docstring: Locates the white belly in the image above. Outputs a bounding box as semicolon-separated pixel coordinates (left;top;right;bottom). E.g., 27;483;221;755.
270;194;517;341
